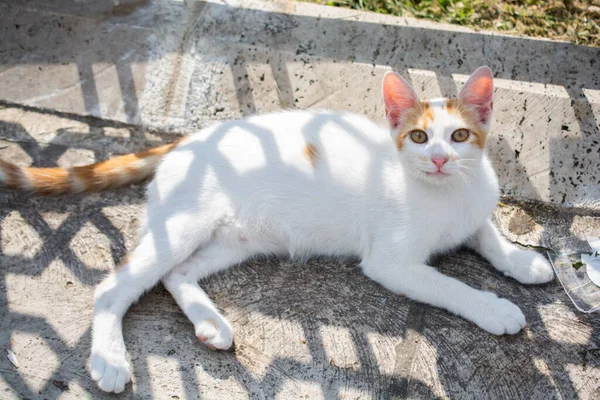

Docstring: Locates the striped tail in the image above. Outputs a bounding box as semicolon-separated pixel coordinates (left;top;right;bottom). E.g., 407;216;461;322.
0;141;181;196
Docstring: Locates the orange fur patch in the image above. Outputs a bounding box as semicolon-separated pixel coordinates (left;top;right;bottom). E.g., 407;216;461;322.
25;168;71;195
419;102;434;130
2;140;182;195
444;99;487;148
73;155;140;192
304;143;319;168
0;160;24;188
395;101;432;151
116;254;130;270
73;141;181;192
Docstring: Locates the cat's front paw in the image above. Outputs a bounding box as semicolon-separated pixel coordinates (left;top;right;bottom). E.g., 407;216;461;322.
470;292;526;335
195;318;234;351
507;249;554;284
90;348;131;393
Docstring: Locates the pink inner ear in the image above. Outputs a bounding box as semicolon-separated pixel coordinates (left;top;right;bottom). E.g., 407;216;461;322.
382;72;418;129
459;67;494;125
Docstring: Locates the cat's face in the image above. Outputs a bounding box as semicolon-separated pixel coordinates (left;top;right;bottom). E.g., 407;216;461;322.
382;67;494;186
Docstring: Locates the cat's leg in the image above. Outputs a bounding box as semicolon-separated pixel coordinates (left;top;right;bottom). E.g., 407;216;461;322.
361;253;526;335
467;219;554;284
162;241;252;351
90;213;213;393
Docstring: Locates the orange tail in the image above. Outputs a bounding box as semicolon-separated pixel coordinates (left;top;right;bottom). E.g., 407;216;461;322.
0;141;181;196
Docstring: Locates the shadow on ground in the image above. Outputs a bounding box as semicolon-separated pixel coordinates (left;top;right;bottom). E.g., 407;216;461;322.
1;0;600;398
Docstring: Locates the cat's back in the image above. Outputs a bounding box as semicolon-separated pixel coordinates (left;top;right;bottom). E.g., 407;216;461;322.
168;110;393;183
196;109;389;153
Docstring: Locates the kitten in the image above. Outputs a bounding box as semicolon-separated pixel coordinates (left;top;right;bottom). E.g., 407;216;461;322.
0;67;554;393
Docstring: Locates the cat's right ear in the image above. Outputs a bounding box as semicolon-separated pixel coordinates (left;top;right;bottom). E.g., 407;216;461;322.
382;72;419;130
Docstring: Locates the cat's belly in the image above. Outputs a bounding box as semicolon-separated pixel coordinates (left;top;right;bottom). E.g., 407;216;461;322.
430;227;472;254
213;179;496;261
214;208;366;259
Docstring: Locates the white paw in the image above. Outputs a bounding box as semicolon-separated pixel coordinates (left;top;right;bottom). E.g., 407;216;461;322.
507;249;554;284
195;318;234;351
469;292;526;335
90;348;131;393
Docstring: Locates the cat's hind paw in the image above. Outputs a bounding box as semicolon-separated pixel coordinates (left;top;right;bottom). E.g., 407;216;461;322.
195;318;234;351
507;249;554;285
471;292;526;335
90;349;131;393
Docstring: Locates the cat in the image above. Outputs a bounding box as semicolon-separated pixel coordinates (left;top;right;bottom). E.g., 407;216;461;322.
0;66;554;393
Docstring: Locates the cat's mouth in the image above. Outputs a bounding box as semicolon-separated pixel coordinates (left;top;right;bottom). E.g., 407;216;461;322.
425;171;450;177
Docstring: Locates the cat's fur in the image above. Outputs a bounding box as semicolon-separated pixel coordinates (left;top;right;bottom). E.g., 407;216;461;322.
0;67;554;393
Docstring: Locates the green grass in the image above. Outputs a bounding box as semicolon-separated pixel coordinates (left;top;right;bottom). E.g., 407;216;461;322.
303;0;600;47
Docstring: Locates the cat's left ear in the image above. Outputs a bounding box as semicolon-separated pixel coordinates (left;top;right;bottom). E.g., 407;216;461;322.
459;66;494;127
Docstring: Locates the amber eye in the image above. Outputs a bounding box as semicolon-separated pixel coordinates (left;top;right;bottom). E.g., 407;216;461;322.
452;129;470;143
410;130;428;144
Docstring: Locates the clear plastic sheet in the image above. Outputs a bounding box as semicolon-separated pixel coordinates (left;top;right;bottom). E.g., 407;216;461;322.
548;237;600;313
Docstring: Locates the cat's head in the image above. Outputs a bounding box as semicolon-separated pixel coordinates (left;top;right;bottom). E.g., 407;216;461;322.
382;66;493;186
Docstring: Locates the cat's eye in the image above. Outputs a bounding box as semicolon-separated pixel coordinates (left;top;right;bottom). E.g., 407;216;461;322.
410;130;428;144
451;129;470;143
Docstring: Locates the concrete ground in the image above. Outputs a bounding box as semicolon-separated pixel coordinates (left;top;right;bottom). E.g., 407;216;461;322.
1;0;599;398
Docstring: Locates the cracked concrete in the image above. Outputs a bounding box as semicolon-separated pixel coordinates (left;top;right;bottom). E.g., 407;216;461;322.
1;0;600;399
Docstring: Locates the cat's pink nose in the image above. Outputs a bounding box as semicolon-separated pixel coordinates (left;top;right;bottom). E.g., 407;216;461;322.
431;156;448;170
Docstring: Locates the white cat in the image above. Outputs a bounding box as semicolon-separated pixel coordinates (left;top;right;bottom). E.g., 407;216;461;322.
0;66;554;393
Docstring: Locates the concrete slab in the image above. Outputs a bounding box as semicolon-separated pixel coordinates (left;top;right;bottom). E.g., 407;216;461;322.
1;0;599;209
1;0;600;399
